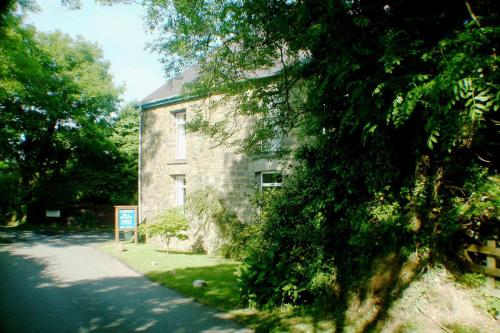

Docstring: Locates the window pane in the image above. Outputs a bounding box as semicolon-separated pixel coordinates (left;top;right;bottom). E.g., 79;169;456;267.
175;176;186;207
260;172;282;190
262;173;282;184
176;112;186;159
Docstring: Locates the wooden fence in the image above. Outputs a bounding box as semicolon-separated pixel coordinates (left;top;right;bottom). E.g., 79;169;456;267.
95;215;114;226
465;240;500;297
67;214;114;228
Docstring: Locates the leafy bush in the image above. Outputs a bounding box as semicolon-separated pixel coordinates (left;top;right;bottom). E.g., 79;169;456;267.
191;235;207;254
143;0;500;318
447;170;499;242
217;217;260;260
233;3;500;310
146;208;189;254
0;165;22;224
137;222;148;243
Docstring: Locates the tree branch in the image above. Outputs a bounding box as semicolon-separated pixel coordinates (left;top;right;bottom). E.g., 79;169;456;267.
417;305;452;333
464;1;481;27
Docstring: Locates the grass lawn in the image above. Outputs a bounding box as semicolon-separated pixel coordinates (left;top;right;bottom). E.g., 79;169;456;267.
99;242;241;311
99;242;336;332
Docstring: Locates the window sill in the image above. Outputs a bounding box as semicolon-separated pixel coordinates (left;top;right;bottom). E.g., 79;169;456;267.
250;152;280;160
167;159;187;165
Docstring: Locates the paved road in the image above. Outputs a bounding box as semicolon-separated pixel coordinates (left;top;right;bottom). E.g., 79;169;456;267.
0;230;251;333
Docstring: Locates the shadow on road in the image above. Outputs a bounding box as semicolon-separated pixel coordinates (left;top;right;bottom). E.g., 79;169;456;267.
0;229;114;247
0;231;247;333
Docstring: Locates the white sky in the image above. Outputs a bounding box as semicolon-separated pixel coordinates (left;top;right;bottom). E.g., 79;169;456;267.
25;0;166;103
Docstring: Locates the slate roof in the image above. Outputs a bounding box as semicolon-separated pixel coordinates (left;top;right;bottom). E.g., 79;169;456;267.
140;63;283;108
140;67;199;105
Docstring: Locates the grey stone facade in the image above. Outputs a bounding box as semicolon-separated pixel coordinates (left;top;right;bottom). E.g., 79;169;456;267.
139;78;289;254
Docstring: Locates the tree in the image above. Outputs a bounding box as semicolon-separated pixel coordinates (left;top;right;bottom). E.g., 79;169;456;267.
110;102;139;204
143;0;499;311
147;208;189;254
0;9;122;223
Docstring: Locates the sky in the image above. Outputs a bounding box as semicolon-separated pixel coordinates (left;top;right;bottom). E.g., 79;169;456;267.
25;0;166;103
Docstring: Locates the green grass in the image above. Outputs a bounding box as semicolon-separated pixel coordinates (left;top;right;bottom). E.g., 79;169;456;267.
147;264;241;311
99;243;240;311
99;242;336;332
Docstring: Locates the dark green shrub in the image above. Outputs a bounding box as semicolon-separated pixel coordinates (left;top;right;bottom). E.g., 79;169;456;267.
191;235;207;254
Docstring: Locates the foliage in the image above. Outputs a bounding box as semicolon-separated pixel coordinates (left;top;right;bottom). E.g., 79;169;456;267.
0;7;140;224
147;208;189;254
446;324;481;333
109;102;140;204
137;220;148;241
455;273;485;289
191;235;207;254
485;295;500;319
217;219;259;260
186;186;255;259
186;187;224;225
0;162;22;223
144;0;500;313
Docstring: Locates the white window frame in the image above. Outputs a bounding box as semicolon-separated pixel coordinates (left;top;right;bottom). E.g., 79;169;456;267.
259;171;282;190
175;175;186;207
175;111;186;159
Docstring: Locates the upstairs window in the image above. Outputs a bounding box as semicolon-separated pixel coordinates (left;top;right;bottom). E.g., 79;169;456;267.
176;111;186;159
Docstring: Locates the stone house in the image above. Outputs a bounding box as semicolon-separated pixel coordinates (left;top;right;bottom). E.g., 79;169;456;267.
138;68;290;253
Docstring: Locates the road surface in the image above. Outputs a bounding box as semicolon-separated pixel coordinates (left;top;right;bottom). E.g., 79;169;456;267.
0;229;251;333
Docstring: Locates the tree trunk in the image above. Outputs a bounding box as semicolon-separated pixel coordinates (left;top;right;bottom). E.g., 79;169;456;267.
409;154;431;232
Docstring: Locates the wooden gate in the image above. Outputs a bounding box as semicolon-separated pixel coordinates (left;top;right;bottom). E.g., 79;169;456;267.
465;240;500;297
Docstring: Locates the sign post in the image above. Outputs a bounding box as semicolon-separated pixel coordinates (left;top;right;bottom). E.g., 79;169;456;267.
114;205;138;243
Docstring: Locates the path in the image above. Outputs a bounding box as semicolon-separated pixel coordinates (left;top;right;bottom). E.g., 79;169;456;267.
0;229;250;333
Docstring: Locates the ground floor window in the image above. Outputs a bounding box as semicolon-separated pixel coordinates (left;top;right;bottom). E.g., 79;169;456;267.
175;175;186;207
259;171;282;190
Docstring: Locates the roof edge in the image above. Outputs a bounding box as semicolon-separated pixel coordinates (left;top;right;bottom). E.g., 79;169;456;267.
139;67;283;110
140;94;197;110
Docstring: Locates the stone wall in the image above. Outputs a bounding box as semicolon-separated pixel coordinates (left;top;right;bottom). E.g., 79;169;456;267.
140;97;291;254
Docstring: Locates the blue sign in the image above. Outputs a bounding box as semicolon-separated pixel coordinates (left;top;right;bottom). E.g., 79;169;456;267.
118;209;136;230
